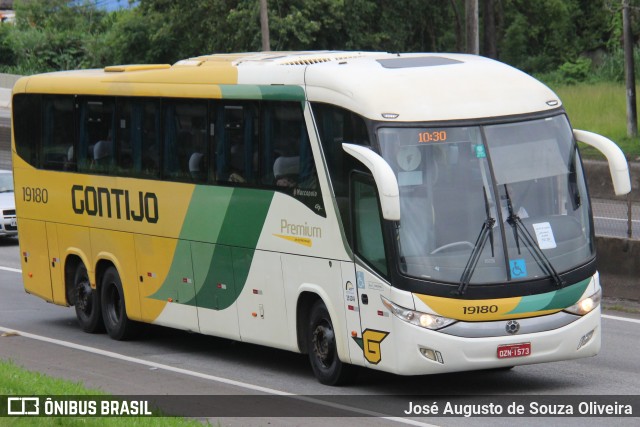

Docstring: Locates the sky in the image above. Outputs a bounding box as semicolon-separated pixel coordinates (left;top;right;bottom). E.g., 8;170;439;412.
91;0;137;12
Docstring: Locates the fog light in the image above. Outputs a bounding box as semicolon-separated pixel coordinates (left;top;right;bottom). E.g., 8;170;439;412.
419;347;444;363
577;328;595;350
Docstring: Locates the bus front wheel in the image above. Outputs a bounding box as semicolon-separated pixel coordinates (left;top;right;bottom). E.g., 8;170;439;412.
307;300;356;386
101;266;137;341
73;263;104;333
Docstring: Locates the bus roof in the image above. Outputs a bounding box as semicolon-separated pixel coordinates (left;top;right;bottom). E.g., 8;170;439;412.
13;51;561;122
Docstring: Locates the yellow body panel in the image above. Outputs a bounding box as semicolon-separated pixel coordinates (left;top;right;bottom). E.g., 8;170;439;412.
45;222;66;305
134;235;177;322
13;166;194;238
90;228;141;321
56;223;93;285
13;61;238;98
415;293;560;321
18;219;53;302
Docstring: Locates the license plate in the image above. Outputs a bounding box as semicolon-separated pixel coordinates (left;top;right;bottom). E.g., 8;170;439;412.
10;219;16;227
497;342;531;359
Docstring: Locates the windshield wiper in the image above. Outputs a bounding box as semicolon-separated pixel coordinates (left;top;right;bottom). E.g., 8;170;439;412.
503;184;565;287
454;188;495;296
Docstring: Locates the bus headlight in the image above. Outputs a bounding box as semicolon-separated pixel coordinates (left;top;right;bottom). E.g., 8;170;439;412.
563;289;601;316
381;296;456;330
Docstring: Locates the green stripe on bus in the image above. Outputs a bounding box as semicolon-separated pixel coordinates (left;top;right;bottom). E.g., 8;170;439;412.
540;278;591;311
152;186;274;310
507;278;591;314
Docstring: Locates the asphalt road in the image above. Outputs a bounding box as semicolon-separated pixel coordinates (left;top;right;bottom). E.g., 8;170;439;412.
592;199;640;239
0;238;638;426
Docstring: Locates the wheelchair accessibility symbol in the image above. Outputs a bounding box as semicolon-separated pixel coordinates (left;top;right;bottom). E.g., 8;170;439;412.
509;259;527;278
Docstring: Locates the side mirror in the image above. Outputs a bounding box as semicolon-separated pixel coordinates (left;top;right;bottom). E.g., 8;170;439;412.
573;130;631;196
342;143;400;220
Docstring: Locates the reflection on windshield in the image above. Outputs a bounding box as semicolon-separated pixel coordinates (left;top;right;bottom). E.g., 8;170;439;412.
378;115;594;286
0;174;13;192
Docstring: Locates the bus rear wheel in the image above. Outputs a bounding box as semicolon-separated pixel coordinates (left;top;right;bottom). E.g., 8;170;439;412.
73;263;104;333
307;300;356;386
101;266;137;341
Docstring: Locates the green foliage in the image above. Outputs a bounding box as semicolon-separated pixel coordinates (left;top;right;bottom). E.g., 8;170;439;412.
0;0;634;86
551;81;640;160
558;57;593;85
3;0;110;73
501;0;581;73
0;23;15;67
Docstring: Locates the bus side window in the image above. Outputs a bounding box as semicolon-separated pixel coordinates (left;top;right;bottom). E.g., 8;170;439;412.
163;100;208;182
263;101;324;216
116;99;161;179
42;96;75;171
214;103;259;185
352;174;388;277
78;97;115;174
12;94;42;168
311;103;370;236
116;100;134;175
140;100;161;178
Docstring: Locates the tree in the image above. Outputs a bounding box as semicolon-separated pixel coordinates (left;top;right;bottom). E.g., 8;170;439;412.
260;0;270;51
6;0;108;73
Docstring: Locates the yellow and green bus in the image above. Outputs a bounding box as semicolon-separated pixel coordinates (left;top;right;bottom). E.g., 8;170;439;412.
11;52;630;385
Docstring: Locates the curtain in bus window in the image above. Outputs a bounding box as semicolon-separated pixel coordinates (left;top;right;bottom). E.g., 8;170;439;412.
78;98;115;174
42;96;75;171
116;99;161;179
163;101;207;182
216;103;258;185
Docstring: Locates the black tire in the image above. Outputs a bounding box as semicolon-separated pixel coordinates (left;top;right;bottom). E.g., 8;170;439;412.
101;266;137;340
73;263;104;333
307;300;356;386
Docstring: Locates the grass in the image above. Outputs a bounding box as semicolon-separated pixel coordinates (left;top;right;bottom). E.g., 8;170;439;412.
0;359;205;426
549;81;640;161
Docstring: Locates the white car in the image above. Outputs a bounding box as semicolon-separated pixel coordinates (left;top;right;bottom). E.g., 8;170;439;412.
0;170;17;238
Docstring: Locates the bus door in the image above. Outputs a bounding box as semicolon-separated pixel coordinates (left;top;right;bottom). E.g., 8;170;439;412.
349;173;394;368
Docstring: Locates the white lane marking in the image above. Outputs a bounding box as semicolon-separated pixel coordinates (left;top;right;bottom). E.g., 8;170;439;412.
0;266;22;273
0;325;437;427
594;216;640;223
602;314;640;324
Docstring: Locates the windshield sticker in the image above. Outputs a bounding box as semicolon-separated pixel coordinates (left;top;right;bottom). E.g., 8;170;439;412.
473;144;487;158
509;259;528;279
532;222;557;249
356;271;365;289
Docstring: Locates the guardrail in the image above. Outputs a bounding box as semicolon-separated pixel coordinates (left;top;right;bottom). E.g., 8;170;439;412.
0;73;21;89
584;160;639;240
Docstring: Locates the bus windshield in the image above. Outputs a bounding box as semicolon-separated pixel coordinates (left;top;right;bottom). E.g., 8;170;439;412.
378;114;594;286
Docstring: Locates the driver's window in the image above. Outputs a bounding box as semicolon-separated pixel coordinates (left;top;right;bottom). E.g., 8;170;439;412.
352;174;388;276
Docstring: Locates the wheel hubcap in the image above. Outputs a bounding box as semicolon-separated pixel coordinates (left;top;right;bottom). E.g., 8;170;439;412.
76;279;92;313
312;323;335;368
